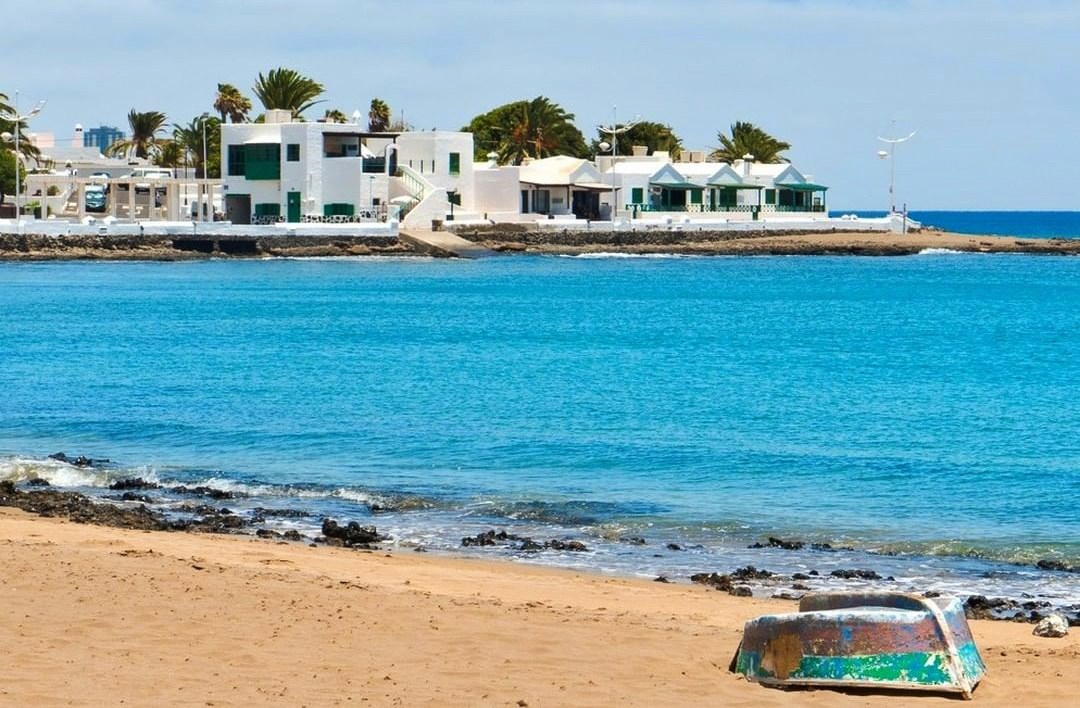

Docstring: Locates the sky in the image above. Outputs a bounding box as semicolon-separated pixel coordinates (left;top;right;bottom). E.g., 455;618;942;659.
4;0;1079;209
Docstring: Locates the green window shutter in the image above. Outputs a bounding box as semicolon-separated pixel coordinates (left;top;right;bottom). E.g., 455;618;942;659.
765;189;776;205
323;204;333;217
286;144;300;162
244;143;281;180
254;203;280;217
631;187;643;204
227;145;246;176
690;189;703;204
448;152;461;175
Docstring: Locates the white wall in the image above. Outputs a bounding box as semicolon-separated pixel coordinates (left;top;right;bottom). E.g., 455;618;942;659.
396;132;474;207
472;166;520;219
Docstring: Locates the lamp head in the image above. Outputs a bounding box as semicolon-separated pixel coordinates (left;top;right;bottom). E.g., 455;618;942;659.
598;141;611;153
0;131;11;142
28;100;46;118
877;150;889;159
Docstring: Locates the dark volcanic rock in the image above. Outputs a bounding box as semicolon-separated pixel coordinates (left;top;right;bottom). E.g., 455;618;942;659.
1036;559;1076;573
619;536;647;545
0;483;170;530
256;529;282;539
547;539;588;552
730;586;754;597
170;485;236;500
109;478;161;491
666;543;684;551
104;492;157;504
690;572;733;592
321;519;384;547
282;530;305;542
25;478;51;487
48;452;103;467
252;507;309;518
830;569;883;581
731;566;774;581
461;529;588;553
792;573;811;581
964;595;1018;620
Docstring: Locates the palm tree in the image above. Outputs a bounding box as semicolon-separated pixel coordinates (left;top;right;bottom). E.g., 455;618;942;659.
368;98;390;132
154;140;184;170
172;114;221;178
710;121;791;164
591;120;683;159
0;91;43;164
252;67;325;118
464;96;588;164
323;109;348;124
213;83;252;123
105;109;168;160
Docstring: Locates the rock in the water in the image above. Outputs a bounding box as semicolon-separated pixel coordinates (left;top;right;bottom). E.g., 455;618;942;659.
321;519;383;547
666;543;683;551
109;478;161;491
1036;559;1076;573
547;539;588;552
830;568;882;580
25;478;51;487
1033;615;1069;638
730;586;753;597
690;572;733;592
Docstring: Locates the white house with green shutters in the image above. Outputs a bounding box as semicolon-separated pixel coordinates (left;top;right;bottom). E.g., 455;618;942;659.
595;151;828;221
219;110;474;226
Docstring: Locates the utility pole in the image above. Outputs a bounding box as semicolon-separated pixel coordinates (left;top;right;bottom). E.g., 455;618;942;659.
877;121;916;214
597;106;639;221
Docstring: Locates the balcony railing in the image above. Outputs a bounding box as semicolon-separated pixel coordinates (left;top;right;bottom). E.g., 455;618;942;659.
627;203;825;215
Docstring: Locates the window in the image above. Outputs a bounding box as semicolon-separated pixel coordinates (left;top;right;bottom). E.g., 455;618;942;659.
254;203;280;217
765;189;776;205
323;203;355;216
286;143;300;162
244;143;281;180
227;145;245;176
533;190;550;214
631;187;643;204
690;189;703;205
448;152;461;176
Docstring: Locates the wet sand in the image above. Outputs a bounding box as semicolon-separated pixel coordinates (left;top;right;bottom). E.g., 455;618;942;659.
1;508;1076;707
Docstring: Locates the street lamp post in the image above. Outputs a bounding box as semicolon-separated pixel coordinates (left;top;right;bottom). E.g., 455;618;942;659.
877;121;916;214
597;106;639;222
1;91;47;229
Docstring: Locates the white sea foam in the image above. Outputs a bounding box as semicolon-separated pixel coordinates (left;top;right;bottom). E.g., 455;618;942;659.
558;252;696;260
917;248;968;255
0;457;160;488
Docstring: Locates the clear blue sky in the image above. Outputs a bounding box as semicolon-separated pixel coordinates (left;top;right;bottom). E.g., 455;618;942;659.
7;0;1078;209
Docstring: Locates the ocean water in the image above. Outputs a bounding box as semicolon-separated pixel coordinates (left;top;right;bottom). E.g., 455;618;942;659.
835;210;1080;239
1;254;1078;607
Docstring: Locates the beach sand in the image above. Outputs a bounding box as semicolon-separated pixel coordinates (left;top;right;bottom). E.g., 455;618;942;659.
1;508;1075;707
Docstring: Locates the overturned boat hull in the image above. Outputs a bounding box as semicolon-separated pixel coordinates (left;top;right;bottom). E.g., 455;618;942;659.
734;592;986;698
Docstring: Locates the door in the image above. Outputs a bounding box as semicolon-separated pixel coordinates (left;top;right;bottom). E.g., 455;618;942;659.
287;191;301;223
225;194;251;224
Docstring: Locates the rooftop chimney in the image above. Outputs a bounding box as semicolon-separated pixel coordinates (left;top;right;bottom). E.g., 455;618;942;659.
631;145;648;157
265;109;293;124
741;153;754;177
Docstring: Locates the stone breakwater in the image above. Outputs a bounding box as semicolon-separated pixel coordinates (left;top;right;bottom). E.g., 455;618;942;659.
0;232;414;260
450;224;1080;257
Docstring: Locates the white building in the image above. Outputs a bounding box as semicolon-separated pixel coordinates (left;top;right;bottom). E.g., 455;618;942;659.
594;150;828;221
219;110;473;226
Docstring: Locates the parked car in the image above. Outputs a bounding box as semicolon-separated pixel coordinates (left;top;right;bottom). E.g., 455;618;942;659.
85;185;107;212
126;167;173;194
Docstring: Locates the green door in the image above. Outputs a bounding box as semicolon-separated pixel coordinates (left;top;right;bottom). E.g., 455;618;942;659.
287;192;301;223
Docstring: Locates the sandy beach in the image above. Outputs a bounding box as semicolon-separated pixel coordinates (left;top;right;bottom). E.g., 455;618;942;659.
1;508;1075;707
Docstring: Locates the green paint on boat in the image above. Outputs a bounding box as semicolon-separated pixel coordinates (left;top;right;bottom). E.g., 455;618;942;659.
736;647;982;686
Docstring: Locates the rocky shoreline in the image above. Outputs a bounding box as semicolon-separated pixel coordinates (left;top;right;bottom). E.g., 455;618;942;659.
1;228;1079;260
449;225;1080;257
0;232;416;260
3;463;1077;626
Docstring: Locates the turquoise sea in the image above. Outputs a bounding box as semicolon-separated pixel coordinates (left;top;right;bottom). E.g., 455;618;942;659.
2;249;1078;607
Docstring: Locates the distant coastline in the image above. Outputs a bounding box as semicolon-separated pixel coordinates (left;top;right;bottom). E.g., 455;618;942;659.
2;228;1079;261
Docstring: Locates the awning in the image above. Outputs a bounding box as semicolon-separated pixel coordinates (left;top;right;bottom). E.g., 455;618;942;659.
776;183;829;191
573;182;617;192
649;180;703;190
708;182;764;189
